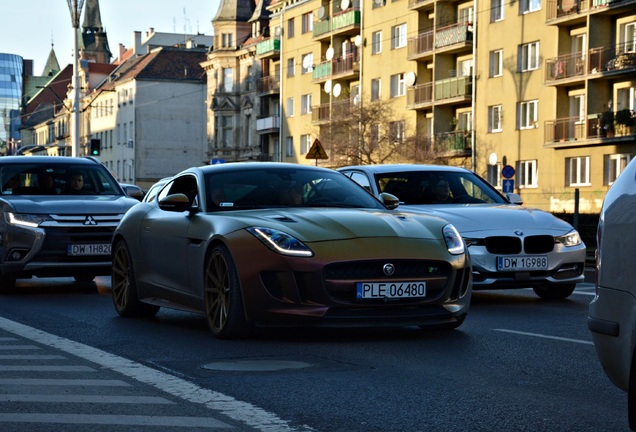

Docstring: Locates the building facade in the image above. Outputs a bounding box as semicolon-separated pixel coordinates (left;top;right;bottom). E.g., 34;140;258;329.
0;53;24;156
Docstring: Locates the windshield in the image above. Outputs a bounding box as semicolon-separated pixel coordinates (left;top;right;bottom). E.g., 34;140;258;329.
376;170;508;205
204;167;385;211
1;163;123;196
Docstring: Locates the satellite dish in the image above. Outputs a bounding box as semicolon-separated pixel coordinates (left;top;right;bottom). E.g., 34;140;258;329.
354;35;362;47
326;47;334;61
317;6;325;20
302;56;312;70
341;0;350;9
353;94;360;105
405;71;417;87
333;83;342;97
373;0;383;5
324;80;332;94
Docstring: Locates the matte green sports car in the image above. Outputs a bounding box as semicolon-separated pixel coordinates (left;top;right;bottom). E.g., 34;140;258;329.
111;163;472;339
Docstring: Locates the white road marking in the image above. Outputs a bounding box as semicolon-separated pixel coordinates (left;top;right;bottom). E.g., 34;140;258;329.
0;317;315;432
494;328;594;345
0;413;230;428
0;378;130;386
0;394;174;404
0;365;95;372
0;345;39;350
0;355;66;359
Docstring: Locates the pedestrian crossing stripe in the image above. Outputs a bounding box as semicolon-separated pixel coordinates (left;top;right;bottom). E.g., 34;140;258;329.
305;139;329;160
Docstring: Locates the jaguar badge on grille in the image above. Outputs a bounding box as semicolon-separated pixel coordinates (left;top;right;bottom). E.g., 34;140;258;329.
382;263;395;276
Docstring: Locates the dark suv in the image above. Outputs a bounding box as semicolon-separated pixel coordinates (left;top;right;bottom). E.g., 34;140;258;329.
0;156;139;289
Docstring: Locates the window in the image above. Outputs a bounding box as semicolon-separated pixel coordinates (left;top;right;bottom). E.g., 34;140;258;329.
622;22;636;53
604;154;631;185
221;116;233;148
517;160;538;188
287;18;295;38
300;134;311;154
390;73;406;97
285;136;294;157
518;100;538;129
222;68;233;92
301;53;313;74
222;33;234;48
302;12;313;34
459;59;473;77
490;50;503;77
372;31;382;55
520;0;541;13
519;42;540;71
566;156;590;186
571;95;585;124
371;78;381;100
489;105;503;132
301;94;312;115
391;24;407;49
491;0;504;21
389;121;405;143
286;98;294;117
487;163;502;188
370;124;381;145
287;58;295;77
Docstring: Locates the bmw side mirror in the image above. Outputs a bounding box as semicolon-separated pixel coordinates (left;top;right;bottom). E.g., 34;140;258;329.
506;193;523;205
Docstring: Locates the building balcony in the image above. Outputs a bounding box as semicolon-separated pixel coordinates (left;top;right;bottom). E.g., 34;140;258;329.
313;52;360;82
255;38;280;58
434;76;472;103
313;9;360;40
545;52;586;82
546;0;636;22
408;0;435;10
257;76;280;94
407;30;434;61
311;100;352;124
435;130;472;156
544;111;636;147
256;116;280;134
435;22;473;53
406;83;433;109
546;43;636;83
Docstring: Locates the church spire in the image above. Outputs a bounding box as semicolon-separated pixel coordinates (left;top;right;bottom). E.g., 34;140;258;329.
82;0;104;31
80;0;111;63
42;43;61;77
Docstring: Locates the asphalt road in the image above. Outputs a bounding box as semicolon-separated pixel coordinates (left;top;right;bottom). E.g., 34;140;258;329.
0;275;627;432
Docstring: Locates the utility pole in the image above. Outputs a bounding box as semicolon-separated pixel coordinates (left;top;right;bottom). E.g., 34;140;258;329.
67;0;85;157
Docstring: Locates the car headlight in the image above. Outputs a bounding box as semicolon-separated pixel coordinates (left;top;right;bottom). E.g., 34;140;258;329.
5;212;52;228
556;230;582;247
247;227;314;257
443;224;465;255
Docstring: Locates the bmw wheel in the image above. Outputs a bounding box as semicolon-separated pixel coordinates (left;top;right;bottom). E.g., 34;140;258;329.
532;284;576;300
111;240;159;318
204;245;250;339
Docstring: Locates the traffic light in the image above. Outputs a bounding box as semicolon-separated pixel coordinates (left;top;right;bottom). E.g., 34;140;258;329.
90;139;101;156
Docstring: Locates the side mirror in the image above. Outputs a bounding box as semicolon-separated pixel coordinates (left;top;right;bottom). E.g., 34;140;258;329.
123;185;144;201
380;192;400;210
506;193;523;205
158;193;193;212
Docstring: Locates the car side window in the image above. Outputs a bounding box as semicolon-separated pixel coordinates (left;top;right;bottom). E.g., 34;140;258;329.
349;172;372;193
158;175;199;207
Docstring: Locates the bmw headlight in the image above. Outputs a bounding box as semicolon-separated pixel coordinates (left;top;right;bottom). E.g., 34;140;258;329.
5;212;52;228
556;230;582;247
443;224;465;255
247;227;314;257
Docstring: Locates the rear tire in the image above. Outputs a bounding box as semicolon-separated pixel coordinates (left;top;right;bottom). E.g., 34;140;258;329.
204;245;250;339
111;240;159;318
532;284;576;300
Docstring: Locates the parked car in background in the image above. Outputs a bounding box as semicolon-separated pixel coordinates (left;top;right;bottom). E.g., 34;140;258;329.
589;159;636;430
141;177;171;204
339;164;586;299
0;156;139;289
111;162;472;339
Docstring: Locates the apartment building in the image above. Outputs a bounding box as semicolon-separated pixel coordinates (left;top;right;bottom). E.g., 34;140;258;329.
204;0;636;213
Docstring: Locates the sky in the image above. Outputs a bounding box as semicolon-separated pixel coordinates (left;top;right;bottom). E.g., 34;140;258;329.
0;0;220;74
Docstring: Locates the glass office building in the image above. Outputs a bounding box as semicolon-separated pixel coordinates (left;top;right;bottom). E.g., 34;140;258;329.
0;53;23;155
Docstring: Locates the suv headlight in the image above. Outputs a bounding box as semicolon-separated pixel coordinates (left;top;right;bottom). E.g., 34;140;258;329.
556;230;582;247
443;224;465;255
247;227;314;257
5;212;52;228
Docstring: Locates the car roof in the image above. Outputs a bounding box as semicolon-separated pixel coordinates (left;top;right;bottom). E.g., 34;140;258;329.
186;162;338;176
338;164;472;174
0;156;101;166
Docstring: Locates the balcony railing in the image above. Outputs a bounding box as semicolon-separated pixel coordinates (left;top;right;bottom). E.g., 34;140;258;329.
435;130;472;154
435;22;473;50
255;38;280;57
312;9;360;38
545;110;636;143
313;52;360;81
407;30;434;59
545;52;586;81
435;76;471;101
257;76;280;93
256;116;280;132
589;43;636;74
406;83;433;107
311;100;352;123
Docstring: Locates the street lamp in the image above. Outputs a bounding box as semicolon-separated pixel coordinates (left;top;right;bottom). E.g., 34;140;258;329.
67;0;85;157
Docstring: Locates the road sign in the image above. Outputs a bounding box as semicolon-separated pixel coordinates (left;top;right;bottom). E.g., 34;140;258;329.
502;165;515;179
502;179;515;193
305;139;329;160
211;158;226;165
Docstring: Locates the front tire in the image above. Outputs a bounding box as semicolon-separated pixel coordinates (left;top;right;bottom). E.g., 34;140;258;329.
111;240;159;318
532;284;576;300
204;245;250;339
